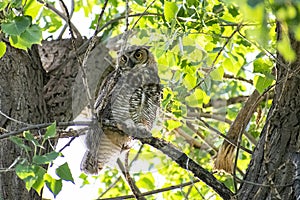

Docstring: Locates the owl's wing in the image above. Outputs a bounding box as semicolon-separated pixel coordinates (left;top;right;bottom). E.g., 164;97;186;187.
129;83;161;130
94;68;121;117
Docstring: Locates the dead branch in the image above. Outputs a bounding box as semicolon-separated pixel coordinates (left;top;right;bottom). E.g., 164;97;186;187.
214;90;261;173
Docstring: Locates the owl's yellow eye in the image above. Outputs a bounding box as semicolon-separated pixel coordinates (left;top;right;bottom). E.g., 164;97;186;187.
120;55;127;63
134;50;143;60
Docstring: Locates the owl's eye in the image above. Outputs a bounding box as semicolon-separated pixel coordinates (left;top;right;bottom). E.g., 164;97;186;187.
120;55;127;63
134;50;143;60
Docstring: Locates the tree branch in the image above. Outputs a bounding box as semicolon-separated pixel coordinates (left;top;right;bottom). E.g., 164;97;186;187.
105;123;234;199
98;179;200;200
0;121;92;140
1;119;234;198
117;156;146;200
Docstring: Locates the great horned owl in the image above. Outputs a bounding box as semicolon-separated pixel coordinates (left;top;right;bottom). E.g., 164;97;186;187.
81;46;161;174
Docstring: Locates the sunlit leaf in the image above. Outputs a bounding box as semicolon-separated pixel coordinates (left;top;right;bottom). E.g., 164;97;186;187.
277;35;296;62
0;42;6;58
136;172;155;190
44;174;62;197
164;1;178;22
24;0;43;19
185;88;210;107
223;58;240;76
210;66;224;81
254;75;274;94
165;120;181;131
15;164;35;180
0;2;8;11
31;166;46;195
9;35;31;50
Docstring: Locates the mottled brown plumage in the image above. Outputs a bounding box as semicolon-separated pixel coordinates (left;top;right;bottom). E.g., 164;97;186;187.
81;46;161;174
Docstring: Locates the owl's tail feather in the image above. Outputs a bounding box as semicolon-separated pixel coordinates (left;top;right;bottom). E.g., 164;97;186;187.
80;151;100;175
81;132;124;175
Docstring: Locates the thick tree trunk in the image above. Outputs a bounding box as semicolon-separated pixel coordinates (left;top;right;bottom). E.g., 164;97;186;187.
237;24;300;199
0;45;47;200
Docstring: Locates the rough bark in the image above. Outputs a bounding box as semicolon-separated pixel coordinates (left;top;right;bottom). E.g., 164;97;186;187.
237;24;300;199
0;44;47;200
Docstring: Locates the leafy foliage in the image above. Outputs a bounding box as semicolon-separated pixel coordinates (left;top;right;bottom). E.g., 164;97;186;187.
1;0;300;199
9;122;74;197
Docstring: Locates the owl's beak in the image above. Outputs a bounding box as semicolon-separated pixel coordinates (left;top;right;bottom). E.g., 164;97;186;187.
127;58;134;68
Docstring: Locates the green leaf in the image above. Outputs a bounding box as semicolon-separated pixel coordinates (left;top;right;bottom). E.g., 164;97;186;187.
11;0;22;8
15;164;35;180
164;1;178;22
9;35;31;50
33;151;60;165
183;73;197;90
23;131;43;148
79;173;90;185
8;25;42;50
0;2;8;11
133;0;144;5
1;16;31;35
210;66;224;81
24;0;43;19
44;122;57;140
56;162;74;184
136;172;155;190
0;42;6;58
254;75;274;94
253;58;272;74
20;24;42;45
31;166;46;195
247;0;261;8
44;174;62;197
9;136;31;151
165;120;181;131
277;35;296;62
41;9;63;33
185;88;210;107
223;58;240;76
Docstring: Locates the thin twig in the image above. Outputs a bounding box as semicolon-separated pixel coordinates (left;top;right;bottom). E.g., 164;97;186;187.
117;157;145;200
97;145;144;199
37;0;82;39
58;136;77;152
186;122;218;152
198;118;252;154
99;180;200;200
131;0;156;29
0;110;31;126
125;0;129;32
58;0;75;39
0;121;92;140
191;24;242;91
